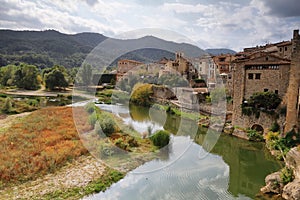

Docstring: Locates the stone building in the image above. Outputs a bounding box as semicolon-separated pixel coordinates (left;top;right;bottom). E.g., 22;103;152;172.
231;30;300;134
231;49;291;133
165;52;198;81
213;54;236;74
117;59;144;79
285;30;300;133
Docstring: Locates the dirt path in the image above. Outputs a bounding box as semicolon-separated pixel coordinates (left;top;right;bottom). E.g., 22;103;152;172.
1;86;72;97
0;112;31;131
0;155;106;200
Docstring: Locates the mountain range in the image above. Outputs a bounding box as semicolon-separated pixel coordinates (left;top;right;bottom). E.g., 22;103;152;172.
0;29;235;68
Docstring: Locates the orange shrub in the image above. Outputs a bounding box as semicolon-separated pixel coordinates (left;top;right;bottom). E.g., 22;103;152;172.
0;107;91;187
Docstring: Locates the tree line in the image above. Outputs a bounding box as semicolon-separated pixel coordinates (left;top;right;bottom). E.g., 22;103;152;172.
0;63;93;90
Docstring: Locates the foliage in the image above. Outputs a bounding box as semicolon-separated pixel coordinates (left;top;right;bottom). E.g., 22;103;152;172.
39;168;124;200
13;63;40;90
130;83;153;106
157;74;189;87
77;64;92;86
247;128;264;142
248;92;281;110
98;113;117;137
266;130;300;160
150;130;170;148
280;167;294;185
44;66;69;90
0;107;90;187
2;97;13;114
0;64;40;89
270;122;280;132
209;87;226;103
85;102;96;113
242;92;281;118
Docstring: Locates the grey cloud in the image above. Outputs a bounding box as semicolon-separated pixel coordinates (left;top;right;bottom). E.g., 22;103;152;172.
85;0;98;7
263;0;300;17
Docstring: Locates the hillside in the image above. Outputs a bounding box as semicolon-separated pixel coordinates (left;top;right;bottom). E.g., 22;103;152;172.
0;30;107;68
0;30;207;68
205;48;236;56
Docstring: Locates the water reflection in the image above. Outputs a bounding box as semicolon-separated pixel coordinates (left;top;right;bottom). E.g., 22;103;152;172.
89;104;281;199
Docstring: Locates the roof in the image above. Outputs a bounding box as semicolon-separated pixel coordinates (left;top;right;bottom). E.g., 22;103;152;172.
117;59;144;64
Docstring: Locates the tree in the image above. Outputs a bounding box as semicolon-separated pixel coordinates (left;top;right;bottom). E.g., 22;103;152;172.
44;68;68;90
0;65;17;86
77;64;92;86
13;63;40;90
2;97;13;113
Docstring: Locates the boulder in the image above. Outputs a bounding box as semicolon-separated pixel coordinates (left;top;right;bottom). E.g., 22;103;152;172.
260;172;284;194
282;179;300;200
285;147;300;179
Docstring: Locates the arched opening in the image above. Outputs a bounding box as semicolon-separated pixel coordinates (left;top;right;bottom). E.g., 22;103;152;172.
251;124;264;134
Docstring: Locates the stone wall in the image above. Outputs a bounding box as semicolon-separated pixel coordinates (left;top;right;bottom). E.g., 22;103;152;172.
285;30;300;133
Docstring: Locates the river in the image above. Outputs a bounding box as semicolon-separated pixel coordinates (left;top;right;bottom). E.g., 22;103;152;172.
84;104;281;200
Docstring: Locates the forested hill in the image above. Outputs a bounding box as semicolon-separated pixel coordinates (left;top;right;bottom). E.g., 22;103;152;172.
0;30;107;68
0;30;206;68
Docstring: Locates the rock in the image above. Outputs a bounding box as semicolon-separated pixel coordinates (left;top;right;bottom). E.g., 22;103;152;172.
285;147;300;179
232;128;249;140
260;172;284;194
282;179;300;200
223;124;234;135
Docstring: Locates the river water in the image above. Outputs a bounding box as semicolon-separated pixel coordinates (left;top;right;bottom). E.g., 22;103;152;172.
84;104;281;200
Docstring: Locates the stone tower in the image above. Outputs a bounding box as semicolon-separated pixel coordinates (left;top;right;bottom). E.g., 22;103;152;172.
285;30;300;133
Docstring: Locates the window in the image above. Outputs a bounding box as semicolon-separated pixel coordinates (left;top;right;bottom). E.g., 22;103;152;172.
264;88;269;92
266;57;269;61
285;46;288;51
280;47;282;52
248;73;254;79
275;90;278;94
255;73;261;80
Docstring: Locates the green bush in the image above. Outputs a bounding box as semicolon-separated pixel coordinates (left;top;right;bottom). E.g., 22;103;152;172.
2;97;13;114
88;111;98;127
247;129;264;142
130;83;153;106
98;113;116;136
270;122;280;132
150;130;170;148
85;102;96;113
280;167;294;185
114;138;128;150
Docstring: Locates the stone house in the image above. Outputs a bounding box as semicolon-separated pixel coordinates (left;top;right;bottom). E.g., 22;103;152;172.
165;52;198;81
231;30;300;135
117;59;144;79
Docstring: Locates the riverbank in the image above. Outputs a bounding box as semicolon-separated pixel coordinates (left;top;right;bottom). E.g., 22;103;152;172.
0;104;162;199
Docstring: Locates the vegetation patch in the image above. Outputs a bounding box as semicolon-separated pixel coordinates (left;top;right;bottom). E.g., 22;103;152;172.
38;168;124;200
0;107;90;188
241;92;281;118
280;167;294;185
247;128;264;142
130;83;153;106
265;130;300;160
150;130;170;148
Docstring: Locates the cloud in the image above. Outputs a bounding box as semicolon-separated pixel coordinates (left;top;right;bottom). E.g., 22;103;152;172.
0;0;299;51
85;0;98;7
261;0;300;17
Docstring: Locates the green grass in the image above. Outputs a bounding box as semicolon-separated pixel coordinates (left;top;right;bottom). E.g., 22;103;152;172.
36;168;124;200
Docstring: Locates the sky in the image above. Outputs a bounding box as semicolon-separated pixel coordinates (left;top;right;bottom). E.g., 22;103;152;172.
0;0;300;51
